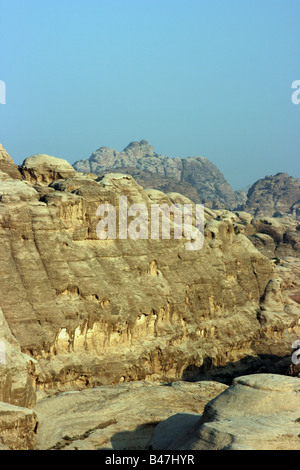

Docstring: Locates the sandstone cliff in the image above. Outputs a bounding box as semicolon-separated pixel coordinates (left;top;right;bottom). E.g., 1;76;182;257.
0;146;299;450
1;147;299;390
0;143;22;180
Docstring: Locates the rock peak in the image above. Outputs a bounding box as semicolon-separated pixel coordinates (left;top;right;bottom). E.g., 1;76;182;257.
0;144;22;180
0;143;14;164
123;139;154;157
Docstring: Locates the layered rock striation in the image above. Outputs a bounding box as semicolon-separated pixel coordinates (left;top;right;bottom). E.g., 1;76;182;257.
0;148;299;391
0;146;299;449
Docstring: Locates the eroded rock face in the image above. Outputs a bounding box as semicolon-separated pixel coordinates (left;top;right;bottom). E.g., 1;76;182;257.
0;151;299;396
150;374;300;450
0;147;299;451
0;307;37;409
0;144;22;180
0;403;38;450
20;154;76;184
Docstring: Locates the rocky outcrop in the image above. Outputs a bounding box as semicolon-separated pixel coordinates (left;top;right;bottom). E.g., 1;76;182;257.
0;147;299;450
0;144;22;180
241;173;300;219
249;216;300;258
228;213;300;343
93;168;202;205
20;154;76;184
149;374;300;450
0;403;38;450
0;306;37;409
73;140;242;208
0;151;299;396
74;143;300;219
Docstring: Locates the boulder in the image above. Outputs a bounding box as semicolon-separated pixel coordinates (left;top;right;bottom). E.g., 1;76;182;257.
149;374;300;450
20;154;76;184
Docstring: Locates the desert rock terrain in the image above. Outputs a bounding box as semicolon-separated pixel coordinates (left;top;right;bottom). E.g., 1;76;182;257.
0;145;299;450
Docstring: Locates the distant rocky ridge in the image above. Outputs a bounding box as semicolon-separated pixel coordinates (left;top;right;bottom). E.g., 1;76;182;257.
73;141;300;220
73;140;243;209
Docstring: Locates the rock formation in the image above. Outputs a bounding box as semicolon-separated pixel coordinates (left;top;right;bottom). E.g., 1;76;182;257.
34;380;228;450
240;172;300;220
149;374;300;450
73;140;243;208
20;154;76;184
0;145;299;450
0;143;22;180
0;403;38;450
74;143;300;221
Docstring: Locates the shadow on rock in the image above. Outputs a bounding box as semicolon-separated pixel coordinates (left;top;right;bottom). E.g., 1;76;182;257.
181;353;293;384
105;421;162;450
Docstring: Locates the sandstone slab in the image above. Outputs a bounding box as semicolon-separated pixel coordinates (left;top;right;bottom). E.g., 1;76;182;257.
34;380;227;450
149;374;300;450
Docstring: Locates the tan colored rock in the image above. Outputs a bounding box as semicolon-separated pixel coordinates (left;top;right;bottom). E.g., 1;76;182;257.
20;154;76;184
0;171;14;182
0;307;37;409
150;374;300;450
0;156;299;395
0;402;38;450
0;180;39;203
34;380;227;450
0;144;21;180
249;232;276;258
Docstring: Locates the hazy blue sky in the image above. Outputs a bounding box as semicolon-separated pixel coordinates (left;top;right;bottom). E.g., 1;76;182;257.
0;0;299;189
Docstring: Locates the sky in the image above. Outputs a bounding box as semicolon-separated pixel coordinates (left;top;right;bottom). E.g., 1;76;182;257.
0;0;299;190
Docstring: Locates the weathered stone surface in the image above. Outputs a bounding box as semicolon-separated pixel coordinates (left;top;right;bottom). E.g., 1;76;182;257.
20;154;76;184
0;402;38;450
0;307;37;409
149;374;300;450
34;380;227;450
0;157;299;394
74;143;300;221
0;146;299;451
0;144;21;180
0;180;39;203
